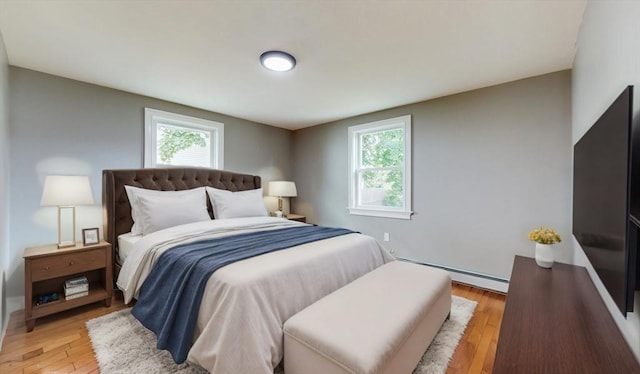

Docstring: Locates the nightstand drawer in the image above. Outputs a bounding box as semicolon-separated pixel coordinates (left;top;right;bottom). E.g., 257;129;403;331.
31;249;106;282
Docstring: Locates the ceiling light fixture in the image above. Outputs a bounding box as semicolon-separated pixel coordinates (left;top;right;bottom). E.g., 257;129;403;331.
260;51;296;72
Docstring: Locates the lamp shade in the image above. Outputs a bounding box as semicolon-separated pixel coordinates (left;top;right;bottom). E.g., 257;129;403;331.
41;175;94;206
269;181;297;197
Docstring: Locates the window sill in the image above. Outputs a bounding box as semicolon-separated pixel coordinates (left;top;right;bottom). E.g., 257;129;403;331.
348;208;413;220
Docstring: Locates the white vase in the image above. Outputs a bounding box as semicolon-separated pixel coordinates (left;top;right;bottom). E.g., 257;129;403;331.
535;243;554;268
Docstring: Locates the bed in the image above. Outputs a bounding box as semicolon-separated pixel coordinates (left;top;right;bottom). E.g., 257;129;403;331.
102;168;394;373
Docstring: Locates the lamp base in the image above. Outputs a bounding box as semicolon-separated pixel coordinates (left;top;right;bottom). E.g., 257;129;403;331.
57;241;75;249
275;210;283;218
57;206;77;249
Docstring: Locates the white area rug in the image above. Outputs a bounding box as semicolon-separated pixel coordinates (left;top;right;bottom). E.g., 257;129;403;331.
86;295;476;374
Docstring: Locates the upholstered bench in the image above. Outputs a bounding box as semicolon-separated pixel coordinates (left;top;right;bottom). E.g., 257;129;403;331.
283;261;452;374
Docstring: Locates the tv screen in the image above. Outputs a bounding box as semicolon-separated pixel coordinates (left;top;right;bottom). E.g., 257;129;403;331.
573;86;635;315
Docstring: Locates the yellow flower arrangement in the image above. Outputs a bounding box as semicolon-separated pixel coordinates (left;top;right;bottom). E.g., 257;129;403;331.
528;227;561;245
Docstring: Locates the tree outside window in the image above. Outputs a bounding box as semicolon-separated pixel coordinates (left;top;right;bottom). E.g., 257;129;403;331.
144;108;224;169
360;128;404;207
157;124;210;166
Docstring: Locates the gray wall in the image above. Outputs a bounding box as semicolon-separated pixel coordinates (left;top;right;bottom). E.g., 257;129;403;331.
6;67;293;300
572;1;640;358
0;27;9;337
292;71;572;280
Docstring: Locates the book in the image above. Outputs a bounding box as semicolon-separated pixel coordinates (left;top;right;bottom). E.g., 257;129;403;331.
64;282;89;296
65;291;89;300
35;292;59;306
65;276;88;288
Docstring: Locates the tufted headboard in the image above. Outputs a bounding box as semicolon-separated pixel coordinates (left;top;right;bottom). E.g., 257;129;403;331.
102;168;261;271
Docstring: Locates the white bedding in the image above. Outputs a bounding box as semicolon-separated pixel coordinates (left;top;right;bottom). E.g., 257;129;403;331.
117;217;394;373
117;232;142;262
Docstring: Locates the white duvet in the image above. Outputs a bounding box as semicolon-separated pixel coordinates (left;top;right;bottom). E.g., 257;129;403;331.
117;217;394;374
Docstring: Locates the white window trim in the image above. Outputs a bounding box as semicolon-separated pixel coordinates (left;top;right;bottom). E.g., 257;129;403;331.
348;115;413;220
144;108;224;169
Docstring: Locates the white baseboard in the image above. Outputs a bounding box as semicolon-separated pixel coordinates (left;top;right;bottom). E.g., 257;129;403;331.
447;271;509;293
396;257;509;293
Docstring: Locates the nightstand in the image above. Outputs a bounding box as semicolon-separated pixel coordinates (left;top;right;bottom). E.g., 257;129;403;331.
23;241;113;332
286;214;306;223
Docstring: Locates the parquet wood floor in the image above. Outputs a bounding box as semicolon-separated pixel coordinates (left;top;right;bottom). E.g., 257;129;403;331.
0;282;505;373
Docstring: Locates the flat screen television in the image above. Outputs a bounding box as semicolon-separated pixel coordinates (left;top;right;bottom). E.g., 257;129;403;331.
573;85;636;315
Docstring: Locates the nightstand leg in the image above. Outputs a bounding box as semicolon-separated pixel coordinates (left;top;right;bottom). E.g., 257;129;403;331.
26;319;35;332
104;297;112;307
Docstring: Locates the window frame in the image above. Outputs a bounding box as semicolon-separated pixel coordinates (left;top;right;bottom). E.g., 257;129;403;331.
144;108;224;169
348;115;413;219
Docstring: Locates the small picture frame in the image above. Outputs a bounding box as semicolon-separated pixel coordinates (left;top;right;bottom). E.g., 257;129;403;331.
82;228;100;246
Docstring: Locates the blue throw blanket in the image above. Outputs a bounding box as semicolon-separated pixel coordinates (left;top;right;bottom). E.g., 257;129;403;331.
131;225;355;363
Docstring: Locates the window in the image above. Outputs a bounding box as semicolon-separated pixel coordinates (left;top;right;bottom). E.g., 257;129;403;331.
144;108;224;168
348;115;412;219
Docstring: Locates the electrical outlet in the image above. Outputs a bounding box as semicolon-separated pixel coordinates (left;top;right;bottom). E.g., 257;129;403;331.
384;232;390;242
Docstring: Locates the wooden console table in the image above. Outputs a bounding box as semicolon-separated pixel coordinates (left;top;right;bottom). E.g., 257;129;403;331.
494;255;639;373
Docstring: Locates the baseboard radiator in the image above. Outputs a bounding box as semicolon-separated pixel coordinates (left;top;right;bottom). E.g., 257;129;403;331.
396;256;509;293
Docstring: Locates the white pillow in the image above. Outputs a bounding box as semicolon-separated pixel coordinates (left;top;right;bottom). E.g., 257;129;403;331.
206;187;268;219
124;186;210;235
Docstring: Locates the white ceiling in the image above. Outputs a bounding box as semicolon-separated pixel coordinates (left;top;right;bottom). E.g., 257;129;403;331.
0;0;586;130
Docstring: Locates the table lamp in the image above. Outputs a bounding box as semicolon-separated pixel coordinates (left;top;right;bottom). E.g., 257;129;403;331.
269;181;297;218
40;175;94;248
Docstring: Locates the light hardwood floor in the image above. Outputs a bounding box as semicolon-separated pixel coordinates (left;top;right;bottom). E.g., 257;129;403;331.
0;282;505;374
